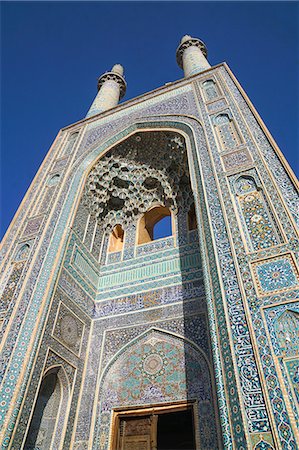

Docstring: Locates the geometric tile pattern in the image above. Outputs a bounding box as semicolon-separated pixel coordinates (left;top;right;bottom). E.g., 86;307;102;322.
201;79;220;102
95;330;218;450
213;112;242;150
235;175;281;251
22;215;43;237
53;302;84;356
222;148;253;171
252;254;299;296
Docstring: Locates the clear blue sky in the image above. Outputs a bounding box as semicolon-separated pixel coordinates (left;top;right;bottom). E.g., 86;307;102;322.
1;1;298;240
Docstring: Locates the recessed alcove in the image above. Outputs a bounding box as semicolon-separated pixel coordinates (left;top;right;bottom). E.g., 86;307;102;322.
108;224;125;253
188;203;197;231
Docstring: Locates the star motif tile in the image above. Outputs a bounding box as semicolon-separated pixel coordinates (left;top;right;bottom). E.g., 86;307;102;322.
252;254;299;296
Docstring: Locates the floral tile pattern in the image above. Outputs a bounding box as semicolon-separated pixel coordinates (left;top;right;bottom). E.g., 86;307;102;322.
252;255;299;296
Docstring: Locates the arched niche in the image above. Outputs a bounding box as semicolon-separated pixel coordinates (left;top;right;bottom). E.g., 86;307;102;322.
233;174;282;251
94;329;220;450
24;366;70;450
213;112;242;150
137;205;172;244
188;203;197;231
108;224;124;253
16;243;31;261
202;79;220;102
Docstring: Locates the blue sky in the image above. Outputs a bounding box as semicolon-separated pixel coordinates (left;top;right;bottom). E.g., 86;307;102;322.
1;1;298;240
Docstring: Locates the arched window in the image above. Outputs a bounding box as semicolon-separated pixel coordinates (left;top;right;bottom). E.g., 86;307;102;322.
63;131;79;155
16;243;30;261
108;224;124;253
138;206;172;245
234;175;281;250
214;113;241;150
24;370;61;449
202;79;219;101
188;204;197;231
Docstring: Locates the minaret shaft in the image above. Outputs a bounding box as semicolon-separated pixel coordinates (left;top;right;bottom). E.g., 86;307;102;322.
176;35;210;77
182;45;210;76
86;64;126;118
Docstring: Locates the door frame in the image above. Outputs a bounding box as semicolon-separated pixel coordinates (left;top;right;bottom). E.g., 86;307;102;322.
110;400;199;450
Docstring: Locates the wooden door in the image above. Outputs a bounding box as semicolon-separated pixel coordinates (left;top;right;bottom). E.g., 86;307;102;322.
117;415;157;450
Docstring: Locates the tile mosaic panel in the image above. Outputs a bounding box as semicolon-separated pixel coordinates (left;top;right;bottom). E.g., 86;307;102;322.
91;224;103;261
211;70;298;446
231;173;282;251
53;302;85;356
72;203;90;242
191;94;269;438
252;255;299;296
47;173;61;186
61;131;80;157
222;148;253;171
95;330;219;450
136;236;174;257
22;216;43;237
207;99;228;113
38;185;56;214
275;309;299;355
84;215;97;251
201;79;221;102
73;249;99;288
106;251;122;264
101;313;210;369
13;240;34;262
0;262;25;314
98;252;201;290
94;279;205;318
213;113;242;150
10;282;91;449
52;156;69;172
58;269;94;317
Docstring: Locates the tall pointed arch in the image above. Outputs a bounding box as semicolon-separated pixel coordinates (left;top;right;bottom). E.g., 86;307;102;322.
93;328;221;449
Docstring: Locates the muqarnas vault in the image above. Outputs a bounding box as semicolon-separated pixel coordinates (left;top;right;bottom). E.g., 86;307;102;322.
0;35;298;450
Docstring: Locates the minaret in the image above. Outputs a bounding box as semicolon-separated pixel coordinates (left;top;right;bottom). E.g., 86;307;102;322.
86;64;126;117
176;35;210;77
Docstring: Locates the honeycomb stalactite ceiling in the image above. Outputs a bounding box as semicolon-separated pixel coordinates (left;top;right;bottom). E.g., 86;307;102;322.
82;131;194;231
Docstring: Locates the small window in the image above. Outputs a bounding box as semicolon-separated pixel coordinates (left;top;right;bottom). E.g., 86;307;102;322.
108;225;124;253
138;206;172;245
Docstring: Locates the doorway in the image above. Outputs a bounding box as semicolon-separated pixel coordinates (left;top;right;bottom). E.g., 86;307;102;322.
114;403;197;450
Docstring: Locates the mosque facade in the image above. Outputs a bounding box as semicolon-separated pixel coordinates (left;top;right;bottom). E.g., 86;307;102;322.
0;35;298;450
